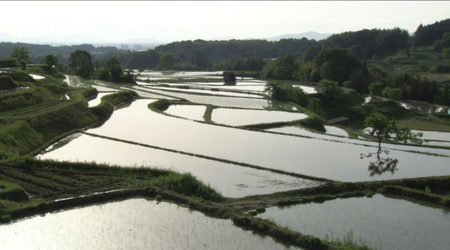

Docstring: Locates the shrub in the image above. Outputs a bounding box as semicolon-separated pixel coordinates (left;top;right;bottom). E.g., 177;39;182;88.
255;207;266;213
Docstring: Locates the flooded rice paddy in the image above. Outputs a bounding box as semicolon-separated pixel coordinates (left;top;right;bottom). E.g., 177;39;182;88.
87;93;111;107
257;194;450;250
165;105;206;121
12;71;450;249
0;199;300;250
68;99;449;182
38;133;321;198
211;108;308;126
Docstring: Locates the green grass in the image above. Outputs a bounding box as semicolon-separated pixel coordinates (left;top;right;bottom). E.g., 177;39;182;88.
148;99;171;112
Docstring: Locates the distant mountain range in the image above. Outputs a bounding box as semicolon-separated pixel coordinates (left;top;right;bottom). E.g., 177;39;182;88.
266;31;331;41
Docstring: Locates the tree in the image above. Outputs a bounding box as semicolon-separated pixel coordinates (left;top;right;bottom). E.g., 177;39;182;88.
364;112;422;150
11;47;31;63
106;57;123;82
307;98;324;117
318;79;343;99
368;82;384;96
363;112;422;176
43;54;58;67
312;48;363;84
69;50;94;78
157;52;180;70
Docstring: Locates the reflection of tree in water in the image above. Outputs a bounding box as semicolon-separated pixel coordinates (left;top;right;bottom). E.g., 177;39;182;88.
362;112;422;177
361;149;399;177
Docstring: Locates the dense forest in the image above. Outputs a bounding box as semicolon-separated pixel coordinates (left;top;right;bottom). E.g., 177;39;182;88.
1;18;450;105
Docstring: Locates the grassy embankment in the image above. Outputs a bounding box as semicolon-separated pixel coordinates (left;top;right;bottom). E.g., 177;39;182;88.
0;68;223;222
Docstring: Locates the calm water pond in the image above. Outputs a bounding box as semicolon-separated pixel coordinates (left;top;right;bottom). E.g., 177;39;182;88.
85;100;450;182
38;134;321;198
212;108;308;126
258;194;450;250
0;199;300;250
165;105;206;121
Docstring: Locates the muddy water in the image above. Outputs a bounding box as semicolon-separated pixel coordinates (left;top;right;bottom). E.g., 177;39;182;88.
38;134;321;198
84;100;449;182
258;194;450;250
0;199;301;250
212;108;308;126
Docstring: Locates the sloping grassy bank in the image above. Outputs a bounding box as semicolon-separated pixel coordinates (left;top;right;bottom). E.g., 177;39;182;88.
0;70;137;159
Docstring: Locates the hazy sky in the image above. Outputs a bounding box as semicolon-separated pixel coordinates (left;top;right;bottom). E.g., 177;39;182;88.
1;1;449;44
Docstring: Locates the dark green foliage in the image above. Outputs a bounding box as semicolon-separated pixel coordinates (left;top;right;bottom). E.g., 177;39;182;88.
255;207;266;213
0;215;11;223
69;50;94;78
433;32;450;52
318;79;343;100
106;57;123;82
155;194;163;202
368;82;384;96
155;38;319;63
412;18;450;46
157;52;180;70
266;82;309;107
190;50;209;69
307;98;324;117
148;99;171;112
248;211;257;216
298;115;326;132
0;58;20;68
0;181;30;202
152;173;223;202
0;75;18;90
10;47;31;63
313;48;364;84
42;54;58;67
223;71;236;83
323;28;409;59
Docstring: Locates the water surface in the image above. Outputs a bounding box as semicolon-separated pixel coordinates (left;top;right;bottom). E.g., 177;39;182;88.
39;134;321;198
165;105;206;121
86;100;450;182
212;108;308;126
0;199;300;250
258;194;450;250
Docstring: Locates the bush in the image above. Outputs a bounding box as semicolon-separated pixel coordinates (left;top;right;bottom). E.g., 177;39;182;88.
255;207;266;213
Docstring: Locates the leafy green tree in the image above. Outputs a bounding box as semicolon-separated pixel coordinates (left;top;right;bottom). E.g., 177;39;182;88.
368;82;384;96
443;48;450;60
157;52;180;70
265;82;309;107
11;47;31;63
318;79;343;99
106;57;123;82
312;48;363;84
43;54;58;67
190;50;208;69
365;112;422;150
69;50;94;78
97;68;110;81
386;88;402;100
307;98;324;117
